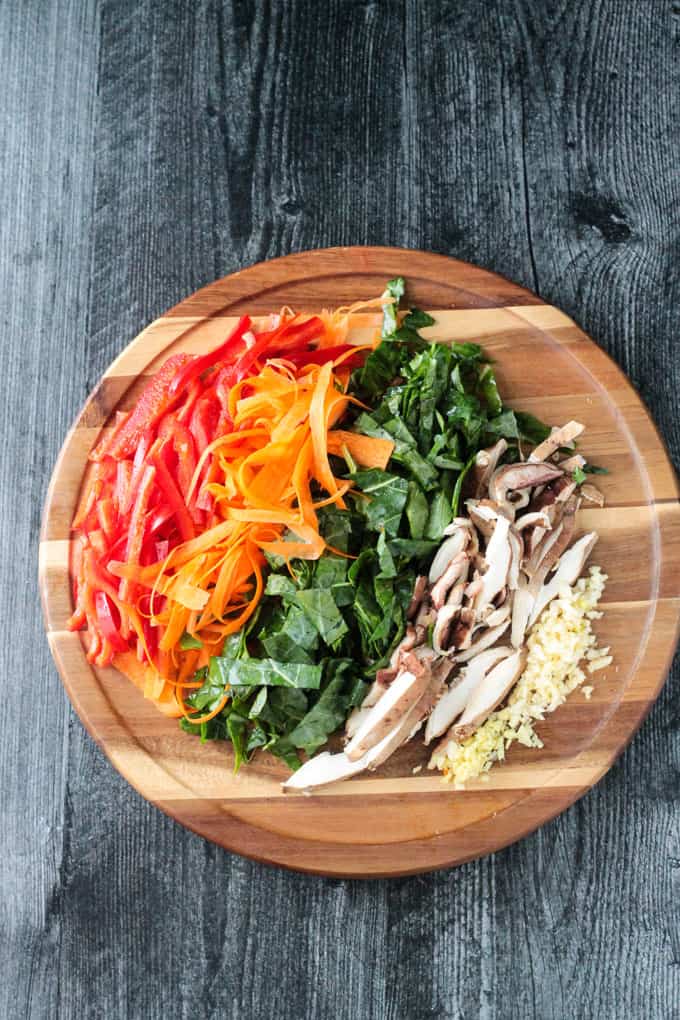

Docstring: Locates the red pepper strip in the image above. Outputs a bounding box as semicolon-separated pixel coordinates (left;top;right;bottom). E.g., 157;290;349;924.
88;528;108;557
119;464;157;634
72;461;110;530
268;315;325;353
282;343;363;367
90;411;131;462
96;499;117;541
114;461;133;511
94;591;128;653
151;451;195;542
120;429;153;515
158;417;198;501
108;354;192;460
146;503;175;537
188;393;221;458
220;331;276;387
175;377;203;424
167;316;252;398
155;539;169;561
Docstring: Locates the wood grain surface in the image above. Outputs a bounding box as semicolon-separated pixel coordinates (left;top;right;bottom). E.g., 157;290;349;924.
4;1;680;1017
40;246;680;878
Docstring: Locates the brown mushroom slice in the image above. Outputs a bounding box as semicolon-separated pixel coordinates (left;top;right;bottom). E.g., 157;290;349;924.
514;510;552;533
451;607;476;650
344;658;431;761
432;604;459;654
428;528;470;584
368;671;446;769
430;552;470;609
488;462;563;518
529;421;585;462
525;495;579;581
448;648;527;742
454;619;510;662
469;438;509;498
444;518;480;558
406;574;428;620
424;646;513;744
555;480;577;503
344;661;400;739
528;531;599;625
559;453;586;473
523;521;565;579
432;583;466;653
466;500;499;538
477;514;511;608
581;483;605;506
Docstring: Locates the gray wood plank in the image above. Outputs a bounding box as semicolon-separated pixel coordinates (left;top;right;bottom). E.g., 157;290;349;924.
1;0;678;1018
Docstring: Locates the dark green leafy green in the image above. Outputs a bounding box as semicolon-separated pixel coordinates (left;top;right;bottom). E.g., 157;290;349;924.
179;632;203;650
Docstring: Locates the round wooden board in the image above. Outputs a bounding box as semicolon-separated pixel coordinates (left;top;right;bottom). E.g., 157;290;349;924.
40;247;680;877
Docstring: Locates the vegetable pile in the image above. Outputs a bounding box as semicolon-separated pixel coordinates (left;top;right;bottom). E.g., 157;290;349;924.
174;281;565;769
69;277;608;780
68;296;390;717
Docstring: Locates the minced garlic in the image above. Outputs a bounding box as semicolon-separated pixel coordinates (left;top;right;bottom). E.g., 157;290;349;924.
430;566;609;787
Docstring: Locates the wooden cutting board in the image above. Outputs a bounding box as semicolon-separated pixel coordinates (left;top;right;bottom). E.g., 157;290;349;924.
39;247;680;877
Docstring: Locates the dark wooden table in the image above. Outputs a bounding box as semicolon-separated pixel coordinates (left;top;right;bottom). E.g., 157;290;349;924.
3;2;678;1017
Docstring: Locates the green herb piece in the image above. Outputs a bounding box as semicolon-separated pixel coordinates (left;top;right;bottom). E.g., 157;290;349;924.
350;468;409;536
451;454;477;517
211;656;323;689
179;632;203;650
382;277;405;337
405;481;429;539
292;588;349;646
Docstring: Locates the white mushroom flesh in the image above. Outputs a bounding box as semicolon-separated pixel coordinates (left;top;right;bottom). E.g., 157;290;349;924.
428;530;469;583
529;421;585;462
344;664;430;761
448;649;527;741
528;532;599;625
478;514;511;607
454;620;510;662
424;646;513;744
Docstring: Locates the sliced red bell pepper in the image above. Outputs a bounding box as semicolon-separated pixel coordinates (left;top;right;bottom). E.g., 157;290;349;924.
96;499;118;541
189;392;221;455
120;429;153;514
282;343;364;367
268;315;325;353
157;417;197;501
155;539;169;562
151;450;195;542
146;503;174;537
175;377;203;424
167;316;252;398
108;354;192;460
114;461;133;512
90;410;131;462
94;591;129;653
220;331;278;388
121;463;157;585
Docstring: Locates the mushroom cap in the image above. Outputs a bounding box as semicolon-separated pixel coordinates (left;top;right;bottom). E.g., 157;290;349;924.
488;462;563;508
